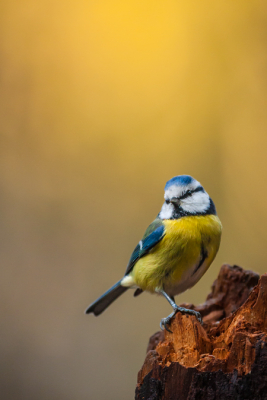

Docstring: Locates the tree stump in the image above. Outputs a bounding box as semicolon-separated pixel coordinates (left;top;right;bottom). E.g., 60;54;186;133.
135;264;267;400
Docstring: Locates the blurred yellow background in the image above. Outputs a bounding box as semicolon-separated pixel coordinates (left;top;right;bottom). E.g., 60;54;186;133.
1;1;267;399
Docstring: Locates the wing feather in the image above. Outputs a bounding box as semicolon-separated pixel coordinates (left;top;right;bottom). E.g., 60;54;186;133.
124;218;165;276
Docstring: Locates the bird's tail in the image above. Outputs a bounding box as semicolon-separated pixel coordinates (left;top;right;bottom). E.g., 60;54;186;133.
85;280;128;316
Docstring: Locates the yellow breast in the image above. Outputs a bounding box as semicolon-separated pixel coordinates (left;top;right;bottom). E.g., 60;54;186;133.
131;215;222;293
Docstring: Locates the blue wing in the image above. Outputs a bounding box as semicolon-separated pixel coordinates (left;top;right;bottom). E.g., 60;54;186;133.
124;218;165;276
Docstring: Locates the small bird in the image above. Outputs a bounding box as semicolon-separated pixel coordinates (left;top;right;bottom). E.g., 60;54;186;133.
85;175;222;331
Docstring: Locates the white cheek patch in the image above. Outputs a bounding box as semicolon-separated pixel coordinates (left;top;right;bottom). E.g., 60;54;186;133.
159;202;174;219
180;191;210;214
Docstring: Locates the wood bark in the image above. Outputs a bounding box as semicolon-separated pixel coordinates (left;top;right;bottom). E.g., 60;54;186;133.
135;264;267;400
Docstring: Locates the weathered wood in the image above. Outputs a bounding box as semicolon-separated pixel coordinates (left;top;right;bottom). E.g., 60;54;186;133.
136;265;267;400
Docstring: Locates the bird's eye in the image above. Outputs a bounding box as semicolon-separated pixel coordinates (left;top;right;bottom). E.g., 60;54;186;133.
165;199;170;204
179;190;193;200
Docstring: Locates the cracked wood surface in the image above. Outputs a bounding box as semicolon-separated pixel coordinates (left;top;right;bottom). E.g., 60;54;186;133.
136;265;267;400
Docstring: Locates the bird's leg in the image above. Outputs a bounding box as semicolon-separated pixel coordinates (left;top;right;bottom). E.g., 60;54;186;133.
156;289;203;332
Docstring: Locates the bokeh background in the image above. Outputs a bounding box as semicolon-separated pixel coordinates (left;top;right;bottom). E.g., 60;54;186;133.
1;1;267;399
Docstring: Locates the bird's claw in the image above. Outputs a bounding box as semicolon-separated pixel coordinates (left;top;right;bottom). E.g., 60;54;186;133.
174;306;203;325
160;317;173;333
184;309;203;325
160;308;203;332
194;311;203;325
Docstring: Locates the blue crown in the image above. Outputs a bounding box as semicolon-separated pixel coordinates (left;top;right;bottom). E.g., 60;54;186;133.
165;175;193;190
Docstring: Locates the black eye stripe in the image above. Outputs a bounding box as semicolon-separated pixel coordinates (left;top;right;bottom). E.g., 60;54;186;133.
179;191;192;200
179;186;204;200
165;186;204;203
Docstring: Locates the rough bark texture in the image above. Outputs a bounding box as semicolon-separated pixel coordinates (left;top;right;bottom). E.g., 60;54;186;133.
135;264;267;400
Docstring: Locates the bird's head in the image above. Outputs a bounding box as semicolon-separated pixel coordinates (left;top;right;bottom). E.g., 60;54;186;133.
159;175;216;220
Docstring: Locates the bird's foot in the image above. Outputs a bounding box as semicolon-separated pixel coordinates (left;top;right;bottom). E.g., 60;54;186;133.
175;306;203;325
160;311;176;333
160;306;203;332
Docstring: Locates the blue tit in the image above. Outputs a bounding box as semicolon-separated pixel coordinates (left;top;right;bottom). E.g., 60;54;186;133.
85;175;222;331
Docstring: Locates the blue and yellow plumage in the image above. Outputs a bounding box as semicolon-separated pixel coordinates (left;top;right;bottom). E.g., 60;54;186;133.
86;175;222;331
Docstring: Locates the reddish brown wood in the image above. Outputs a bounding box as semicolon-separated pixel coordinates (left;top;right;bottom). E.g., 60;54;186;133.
136;265;267;400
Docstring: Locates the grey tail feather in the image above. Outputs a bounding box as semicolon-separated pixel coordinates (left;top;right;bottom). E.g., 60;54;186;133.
134;288;143;297
85;279;128;316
